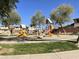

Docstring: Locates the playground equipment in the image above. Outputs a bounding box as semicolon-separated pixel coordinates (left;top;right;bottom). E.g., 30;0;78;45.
46;18;54;36
17;24;28;40
48;24;54;36
17;28;27;37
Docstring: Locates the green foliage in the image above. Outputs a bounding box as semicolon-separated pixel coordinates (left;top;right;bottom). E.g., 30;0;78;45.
0;0;19;18
0;0;20;27
31;11;45;27
1;11;21;27
50;4;73;26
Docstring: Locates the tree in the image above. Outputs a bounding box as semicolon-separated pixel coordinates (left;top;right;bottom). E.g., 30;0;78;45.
1;10;21;34
2;10;21;26
31;11;45;28
0;0;19;18
31;16;37;27
0;0;19;35
50;4;73;33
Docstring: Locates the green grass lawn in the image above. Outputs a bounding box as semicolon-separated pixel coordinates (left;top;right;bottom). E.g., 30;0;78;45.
0;42;78;55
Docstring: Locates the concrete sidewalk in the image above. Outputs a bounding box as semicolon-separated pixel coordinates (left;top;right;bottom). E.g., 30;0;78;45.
0;50;79;59
0;41;54;44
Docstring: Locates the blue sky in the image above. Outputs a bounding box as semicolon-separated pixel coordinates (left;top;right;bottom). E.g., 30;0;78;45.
16;0;79;26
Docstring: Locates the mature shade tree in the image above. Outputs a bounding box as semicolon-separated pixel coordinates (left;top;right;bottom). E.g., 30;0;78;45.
50;4;73;33
31;11;45;28
0;0;19;35
2;10;21;26
0;0;19;18
31;16;37;27
31;11;45;35
1;10;21;34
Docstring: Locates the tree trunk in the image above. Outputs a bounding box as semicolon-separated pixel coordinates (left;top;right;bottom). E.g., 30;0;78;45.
7;24;13;35
76;35;79;43
38;24;41;35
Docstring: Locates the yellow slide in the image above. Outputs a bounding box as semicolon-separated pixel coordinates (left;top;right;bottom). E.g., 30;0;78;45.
17;29;28;37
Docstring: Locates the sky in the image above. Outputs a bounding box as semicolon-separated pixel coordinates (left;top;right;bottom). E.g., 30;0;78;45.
16;0;79;26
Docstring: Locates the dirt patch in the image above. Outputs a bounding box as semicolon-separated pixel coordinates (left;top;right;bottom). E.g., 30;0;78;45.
53;49;61;52
0;48;15;54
